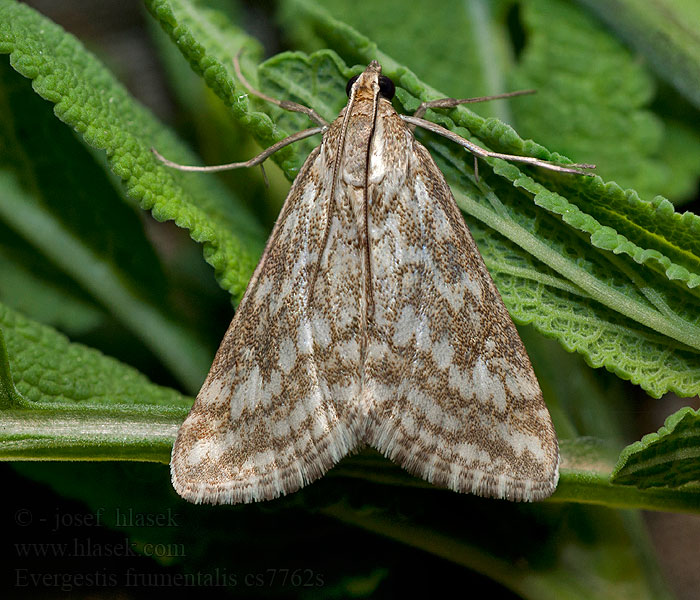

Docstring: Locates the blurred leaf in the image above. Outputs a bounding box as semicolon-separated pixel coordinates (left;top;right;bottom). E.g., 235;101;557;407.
612;406;700;489
321;497;674;600
0;243;105;336
576;0;700;111
0;164;209;392
517;329;629;442
279;0;515;115
659;119;700;203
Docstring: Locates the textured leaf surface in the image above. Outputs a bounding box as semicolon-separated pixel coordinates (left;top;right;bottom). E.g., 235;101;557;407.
0;304;190;407
0;58;213;391
0;303;190;461
0;0;265;308
612;406;700;489
144;0;310;179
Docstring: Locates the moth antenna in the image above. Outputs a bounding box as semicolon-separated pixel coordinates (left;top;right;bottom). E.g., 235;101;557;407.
150;126;325;172
412;89;537;120
402;115;595;176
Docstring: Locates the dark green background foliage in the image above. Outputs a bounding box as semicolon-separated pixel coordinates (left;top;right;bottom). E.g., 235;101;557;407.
1;0;699;598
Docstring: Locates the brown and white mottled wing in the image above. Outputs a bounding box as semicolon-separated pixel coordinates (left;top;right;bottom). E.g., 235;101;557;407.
361;103;559;501
171;119;365;504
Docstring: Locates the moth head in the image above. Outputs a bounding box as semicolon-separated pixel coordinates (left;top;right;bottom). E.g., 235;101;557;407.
345;62;395;101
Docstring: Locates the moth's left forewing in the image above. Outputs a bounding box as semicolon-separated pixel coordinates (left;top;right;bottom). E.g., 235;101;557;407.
362;100;559;501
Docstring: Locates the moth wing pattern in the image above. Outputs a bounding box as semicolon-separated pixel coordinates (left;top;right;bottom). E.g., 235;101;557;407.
361;103;559;501
170;60;560;505
171;121;366;504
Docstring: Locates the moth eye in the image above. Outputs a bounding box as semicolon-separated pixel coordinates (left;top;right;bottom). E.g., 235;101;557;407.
378;75;395;100
345;75;360;97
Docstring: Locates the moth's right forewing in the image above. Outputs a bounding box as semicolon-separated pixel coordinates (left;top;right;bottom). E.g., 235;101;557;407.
171;117;364;504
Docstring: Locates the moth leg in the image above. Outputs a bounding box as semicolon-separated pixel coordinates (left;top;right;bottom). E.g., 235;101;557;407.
233;50;330;127
412;89;536;120
401;115;595;176
151;125;325;172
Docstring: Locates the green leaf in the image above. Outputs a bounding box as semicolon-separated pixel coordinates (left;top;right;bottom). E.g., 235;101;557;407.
279;0;516;118
576;0;700;112
330;439;700;514
0;1;268;391
612;406;700;489
0;302;190;461
0;240;105;337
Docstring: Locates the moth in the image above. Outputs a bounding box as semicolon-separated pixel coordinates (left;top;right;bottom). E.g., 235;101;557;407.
158;56;594;505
